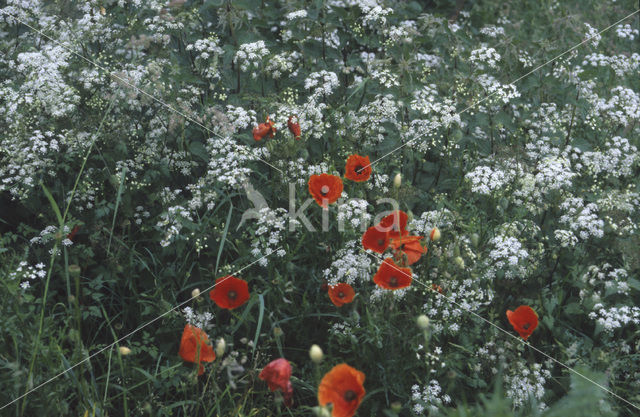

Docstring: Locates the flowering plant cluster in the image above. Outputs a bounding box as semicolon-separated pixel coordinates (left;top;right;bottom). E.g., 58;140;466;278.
0;0;639;416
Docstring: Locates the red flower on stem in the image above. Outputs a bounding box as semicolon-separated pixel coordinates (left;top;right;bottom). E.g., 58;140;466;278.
344;154;372;182
373;258;412;290
209;276;250;310
506;305;539;341
287;115;301;140
253;116;276;141
328;283;355;307
308;174;344;208
178;324;216;375
259;358;293;407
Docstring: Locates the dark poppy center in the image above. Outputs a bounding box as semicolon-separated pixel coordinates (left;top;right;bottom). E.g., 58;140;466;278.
344;390;357;402
320;185;330;196
377;238;385;247
338;291;345;298
389;276;398;287
228;290;237;300
522;323;530;330
355;165;364;174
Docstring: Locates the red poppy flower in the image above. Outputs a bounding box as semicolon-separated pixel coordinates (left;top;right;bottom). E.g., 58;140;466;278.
318;363;365;417
344;154;372;182
389;235;427;265
431;283;444;294
361;226;390;253
379;210;409;237
178;324;216;375
253;116;276;141
373;258;412;290
288;115;301;140
209;276;250;310
259;358;293;407
328;283;355;307
308;174;344;208
506;305;539;341
67;225;80;241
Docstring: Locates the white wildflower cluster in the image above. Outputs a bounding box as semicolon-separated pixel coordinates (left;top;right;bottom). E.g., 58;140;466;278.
142;12;184;46
304;70;340;99
415;53;442;69
589;304;640;333
557;197;604;244
484;234;530;280
504;361;551;410
323;240;372;286
157;205;193;247
285;10;307;20
465;165;514;195
411;380;451;414
370;285;408;301
408;208;455;236
348;94;400;146
581;53;640;77
186;37;223;80
9;261;47;290
329;320;359;340
402;119;442;153
469;45;501;69
282;159;330;186
534;155;576;192
410;84;460;125
370;68;400;87
234;41;270;76
584;22;601;47
249;208;289;266
475;74;521;104
366;172;390;194
134;205;151;226
182;306;214;329
206;135;270;189
0;130;66;199
581;136;638;178
518;50;534;67
580;263;631;303
590;86;640;126
360;4;393;28
265;51;301;79
384;23;414;44
479;25;505;37
615;23;638;40
596;190;640;236
29;225;73;248
473;339;512;375
225;105;257;132
337;198;372;231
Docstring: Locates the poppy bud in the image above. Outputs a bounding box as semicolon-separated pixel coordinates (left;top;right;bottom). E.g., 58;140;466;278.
454;256;465;268
273;327;284;338
215;338;226;357
417;314;430;330
430;227;441;241
118;346;132;356
393;173;402;188
312;406;332;417
287;115;301;140
391;402;402;412
68;264;81;279
470;233;480;247
309;344;324;363
191;288;201;298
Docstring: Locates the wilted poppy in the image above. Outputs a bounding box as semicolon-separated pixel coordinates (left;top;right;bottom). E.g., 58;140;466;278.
328;283;355;307
318;363;365;417
288;115;301;140
209;276;250;310
506;305;539;341
308;174;344;208
344;154;372;182
373;258;412;290
389;235;427;265
253;116;276;141
67;225;80;241
259;358;293;407
361;226;390;253
378;210;409;237
179;324;216;375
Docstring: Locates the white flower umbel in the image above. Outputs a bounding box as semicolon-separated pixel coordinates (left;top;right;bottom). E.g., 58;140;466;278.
323;241;372;286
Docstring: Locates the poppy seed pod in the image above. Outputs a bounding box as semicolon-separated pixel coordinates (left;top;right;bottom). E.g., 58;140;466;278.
191;288;201;298
393;173;402;188
118;346;132;356
430;227;441;241
417;314;430;330
309;344;324;363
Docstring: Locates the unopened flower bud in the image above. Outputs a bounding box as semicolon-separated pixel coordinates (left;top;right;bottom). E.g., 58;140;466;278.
273;327;284;337
312;406;332;417
391;401;402;412
454;256;465;269
68;264;81;278
191;288;201;298
430;227;441;241
417;314;430;330
215;338;226;357
393;173;402;188
470;233;480;248
309;344;324;363
118;346;132;356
